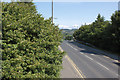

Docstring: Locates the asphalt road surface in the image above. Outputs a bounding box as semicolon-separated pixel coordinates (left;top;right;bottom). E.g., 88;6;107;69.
60;40;119;78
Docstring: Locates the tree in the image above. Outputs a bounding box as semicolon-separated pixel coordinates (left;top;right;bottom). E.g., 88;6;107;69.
73;12;120;54
2;1;64;79
73;29;80;40
65;35;73;40
110;10;120;52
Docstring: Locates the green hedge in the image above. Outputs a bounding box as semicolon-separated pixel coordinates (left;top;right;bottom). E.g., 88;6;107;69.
2;2;64;79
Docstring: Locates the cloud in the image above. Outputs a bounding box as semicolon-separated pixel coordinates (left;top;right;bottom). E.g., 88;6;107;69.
59;24;80;29
58;22;93;29
59;25;72;29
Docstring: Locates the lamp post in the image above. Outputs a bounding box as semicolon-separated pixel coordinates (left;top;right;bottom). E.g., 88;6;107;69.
52;0;53;24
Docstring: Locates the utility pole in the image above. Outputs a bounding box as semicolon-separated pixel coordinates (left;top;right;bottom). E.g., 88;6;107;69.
52;0;53;24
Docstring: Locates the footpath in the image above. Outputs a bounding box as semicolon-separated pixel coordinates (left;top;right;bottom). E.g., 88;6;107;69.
60;55;80;78
58;46;83;78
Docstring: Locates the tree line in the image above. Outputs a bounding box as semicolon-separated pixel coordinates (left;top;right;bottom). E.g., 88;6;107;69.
73;11;120;54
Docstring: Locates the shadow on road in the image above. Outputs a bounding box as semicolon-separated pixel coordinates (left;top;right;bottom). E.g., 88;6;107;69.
113;62;120;66
67;40;119;66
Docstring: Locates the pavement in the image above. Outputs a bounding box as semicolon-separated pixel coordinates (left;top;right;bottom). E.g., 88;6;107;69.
59;40;119;79
59;46;83;78
60;55;80;78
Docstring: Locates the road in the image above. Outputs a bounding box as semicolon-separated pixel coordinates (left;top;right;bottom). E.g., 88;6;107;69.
60;40;119;78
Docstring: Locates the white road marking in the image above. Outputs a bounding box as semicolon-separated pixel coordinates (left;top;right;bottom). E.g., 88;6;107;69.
80;53;119;77
96;62;110;70
80;52;84;54
66;43;70;46
115;73;118;76
61;44;119;77
88;54;119;76
84;55;93;60
73;48;78;51
91;54;95;56
114;60;119;63
66;43;78;51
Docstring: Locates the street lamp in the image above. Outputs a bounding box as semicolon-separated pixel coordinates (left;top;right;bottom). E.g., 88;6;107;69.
52;0;53;24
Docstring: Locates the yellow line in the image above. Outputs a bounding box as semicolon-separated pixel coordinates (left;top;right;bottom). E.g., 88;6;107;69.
66;55;86;79
58;46;64;52
59;46;86;79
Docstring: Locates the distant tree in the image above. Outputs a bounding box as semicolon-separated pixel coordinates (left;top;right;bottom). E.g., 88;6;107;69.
73;30;80;40
65;35;73;40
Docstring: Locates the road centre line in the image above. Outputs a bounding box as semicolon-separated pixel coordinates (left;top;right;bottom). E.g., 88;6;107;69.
66;43;78;51
96;62;110;70
73;47;78;51
66;43;111;71
84;54;111;71
67;44;114;76
80;52;94;61
60;44;118;77
84;55;93;60
96;62;118;76
83;53;119;76
80;52;112;71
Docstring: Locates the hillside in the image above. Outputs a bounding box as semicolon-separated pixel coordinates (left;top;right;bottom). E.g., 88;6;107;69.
61;29;77;36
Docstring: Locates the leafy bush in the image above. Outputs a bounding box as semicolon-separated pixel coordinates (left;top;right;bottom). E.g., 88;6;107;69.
2;2;64;79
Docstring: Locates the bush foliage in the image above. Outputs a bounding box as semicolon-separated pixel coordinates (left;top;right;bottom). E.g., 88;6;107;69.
2;1;64;79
